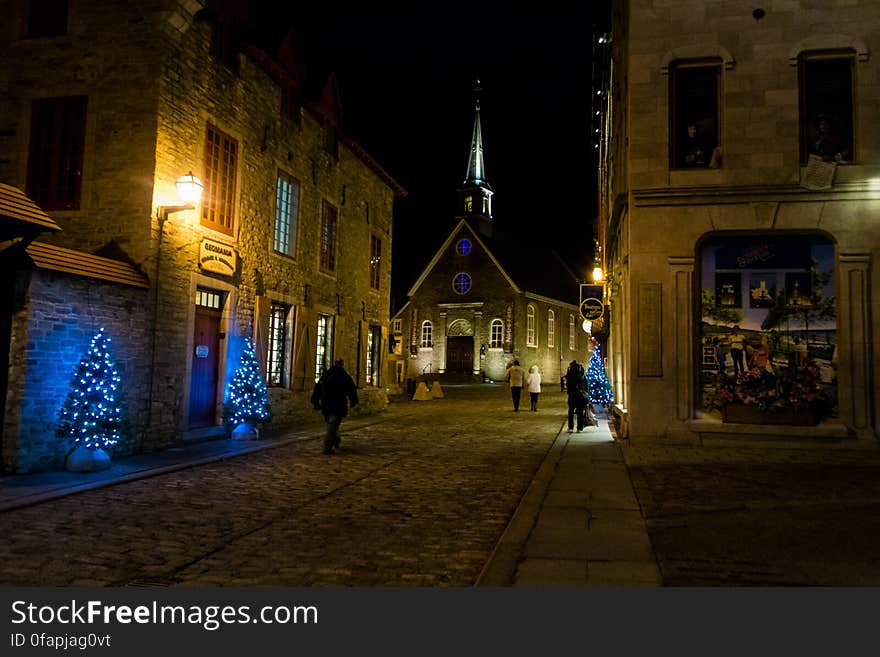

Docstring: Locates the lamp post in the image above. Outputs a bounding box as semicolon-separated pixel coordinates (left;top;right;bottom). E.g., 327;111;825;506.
143;172;203;448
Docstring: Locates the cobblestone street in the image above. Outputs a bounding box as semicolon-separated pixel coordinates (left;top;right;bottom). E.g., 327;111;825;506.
0;384;565;587
624;444;880;585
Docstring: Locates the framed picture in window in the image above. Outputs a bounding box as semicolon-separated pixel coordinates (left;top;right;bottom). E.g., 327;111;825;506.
715;273;741;308
749;273;777;309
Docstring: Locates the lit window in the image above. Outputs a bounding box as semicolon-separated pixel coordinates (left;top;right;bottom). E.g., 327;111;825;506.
456;238;472;256
267;302;289;386
315;314;333;381
464;196;473;212
453;272;472;294
421;321;433;348
490;319;503;348
526;305;536;346
799;52;854;164
548;310;555;348
274;171;299;256
202;124;238;234
195;288;222;309
392;318;402;334
569;315;576;351
365;324;381;386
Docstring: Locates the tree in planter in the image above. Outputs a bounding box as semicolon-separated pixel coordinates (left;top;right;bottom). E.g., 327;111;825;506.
56;328;124;469
586;339;614;407
223;336;271;437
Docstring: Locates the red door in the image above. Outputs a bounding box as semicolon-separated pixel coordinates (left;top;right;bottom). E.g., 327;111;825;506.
189;306;221;428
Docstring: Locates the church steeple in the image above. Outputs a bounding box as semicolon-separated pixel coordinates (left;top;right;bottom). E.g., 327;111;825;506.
458;80;494;237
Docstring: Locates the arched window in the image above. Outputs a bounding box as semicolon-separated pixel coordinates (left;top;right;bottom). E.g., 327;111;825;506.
421;321;433;348
547;310;556;348
526;305;537;346
569;315;576;350
489;319;503;348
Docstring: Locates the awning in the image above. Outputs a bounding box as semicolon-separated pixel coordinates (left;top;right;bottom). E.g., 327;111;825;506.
25;241;150;289
0;182;62;242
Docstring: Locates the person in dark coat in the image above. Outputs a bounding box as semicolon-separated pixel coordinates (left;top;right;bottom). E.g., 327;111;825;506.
564;361;586;432
311;359;358;454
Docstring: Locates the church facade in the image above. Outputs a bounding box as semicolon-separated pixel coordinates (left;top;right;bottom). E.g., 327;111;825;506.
391;97;582;387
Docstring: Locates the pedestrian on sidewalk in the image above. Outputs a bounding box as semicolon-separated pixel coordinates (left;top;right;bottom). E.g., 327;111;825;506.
564;360;586;432
311;359;358;454
505;359;526;411
526;365;542;411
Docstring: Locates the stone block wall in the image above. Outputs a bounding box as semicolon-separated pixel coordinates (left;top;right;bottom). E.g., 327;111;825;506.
4;269;150;473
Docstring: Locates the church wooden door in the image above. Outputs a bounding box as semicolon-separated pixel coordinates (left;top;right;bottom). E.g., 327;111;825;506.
446;336;473;373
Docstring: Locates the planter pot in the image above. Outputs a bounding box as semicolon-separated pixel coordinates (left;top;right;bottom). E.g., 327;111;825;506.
722;403;818;426
66;445;111;472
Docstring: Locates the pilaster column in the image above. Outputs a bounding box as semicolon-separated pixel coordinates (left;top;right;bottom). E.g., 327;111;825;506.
438;312;448;374
838;253;874;438
473;311;483;374
669;256;694;422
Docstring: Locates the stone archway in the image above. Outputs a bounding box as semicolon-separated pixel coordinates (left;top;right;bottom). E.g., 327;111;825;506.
446;319;474;373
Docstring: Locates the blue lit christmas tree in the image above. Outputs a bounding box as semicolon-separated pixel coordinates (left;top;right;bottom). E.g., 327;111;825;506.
586;339;614;406
223;336;271;435
56;327;123;450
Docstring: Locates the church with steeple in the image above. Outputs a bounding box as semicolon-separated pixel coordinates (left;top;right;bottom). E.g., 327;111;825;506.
390;85;582;386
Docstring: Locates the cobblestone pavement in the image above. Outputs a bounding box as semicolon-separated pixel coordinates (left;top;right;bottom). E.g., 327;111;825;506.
0;385;566;587
623;443;880;585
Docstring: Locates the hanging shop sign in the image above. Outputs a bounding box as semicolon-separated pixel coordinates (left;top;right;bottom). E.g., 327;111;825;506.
199;238;237;276
579;284;604;321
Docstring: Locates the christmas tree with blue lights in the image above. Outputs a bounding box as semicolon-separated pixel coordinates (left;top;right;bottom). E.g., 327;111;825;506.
223;336;271;435
56;327;123;450
586;339;614;406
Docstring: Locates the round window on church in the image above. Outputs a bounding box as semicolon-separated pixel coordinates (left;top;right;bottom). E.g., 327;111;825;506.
456;238;472;256
453;272;472;295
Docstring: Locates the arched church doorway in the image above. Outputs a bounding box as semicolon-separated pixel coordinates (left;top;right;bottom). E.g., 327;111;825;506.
446;319;474;374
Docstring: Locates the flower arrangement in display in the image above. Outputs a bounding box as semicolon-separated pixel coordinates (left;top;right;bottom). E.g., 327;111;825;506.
718;362;825;413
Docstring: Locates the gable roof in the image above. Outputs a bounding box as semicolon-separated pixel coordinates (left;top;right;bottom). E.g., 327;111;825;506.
406;219;519;298
406;219;580;307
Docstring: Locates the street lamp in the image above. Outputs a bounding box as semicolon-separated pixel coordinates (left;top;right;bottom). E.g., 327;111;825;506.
144;172;204;449
158;172;203;223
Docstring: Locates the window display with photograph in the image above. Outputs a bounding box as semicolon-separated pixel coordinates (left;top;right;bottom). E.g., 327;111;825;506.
699;234;836;423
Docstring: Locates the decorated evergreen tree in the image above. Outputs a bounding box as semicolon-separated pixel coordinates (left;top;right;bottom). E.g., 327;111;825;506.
586;339;614;406
223;336;271;434
56;327;123;450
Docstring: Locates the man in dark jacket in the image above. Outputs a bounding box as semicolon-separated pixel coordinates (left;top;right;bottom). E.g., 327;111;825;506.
311;359;359;454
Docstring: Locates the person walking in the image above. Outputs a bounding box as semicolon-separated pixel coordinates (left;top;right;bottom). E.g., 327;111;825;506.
526;365;542;411
564;360;587;432
505;359;526;411
310;358;358;454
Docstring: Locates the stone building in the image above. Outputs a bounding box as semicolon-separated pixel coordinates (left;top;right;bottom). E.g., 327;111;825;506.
0;0;404;472
594;0;879;444
391;97;582;387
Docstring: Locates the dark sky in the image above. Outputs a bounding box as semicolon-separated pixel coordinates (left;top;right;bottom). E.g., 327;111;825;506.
287;8;600;309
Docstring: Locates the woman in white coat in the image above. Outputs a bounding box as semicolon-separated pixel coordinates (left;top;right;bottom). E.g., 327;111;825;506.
526;365;542;412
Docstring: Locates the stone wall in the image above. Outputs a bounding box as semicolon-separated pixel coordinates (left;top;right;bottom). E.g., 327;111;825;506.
4;269;150;473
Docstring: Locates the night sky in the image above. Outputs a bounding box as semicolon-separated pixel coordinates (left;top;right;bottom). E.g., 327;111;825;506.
285;8;601;309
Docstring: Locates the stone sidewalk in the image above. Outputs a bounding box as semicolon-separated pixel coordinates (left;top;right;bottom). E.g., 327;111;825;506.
478;411;661;587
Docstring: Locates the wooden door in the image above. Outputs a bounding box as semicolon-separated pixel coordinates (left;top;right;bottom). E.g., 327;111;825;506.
446;337;474;373
189;306;221;428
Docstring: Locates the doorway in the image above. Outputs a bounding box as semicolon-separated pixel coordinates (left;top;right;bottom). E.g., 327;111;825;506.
446;336;474;373
189;290;222;429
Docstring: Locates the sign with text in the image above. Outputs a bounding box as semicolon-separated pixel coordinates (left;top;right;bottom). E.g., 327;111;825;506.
199;238;237;276
579;284;604;321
